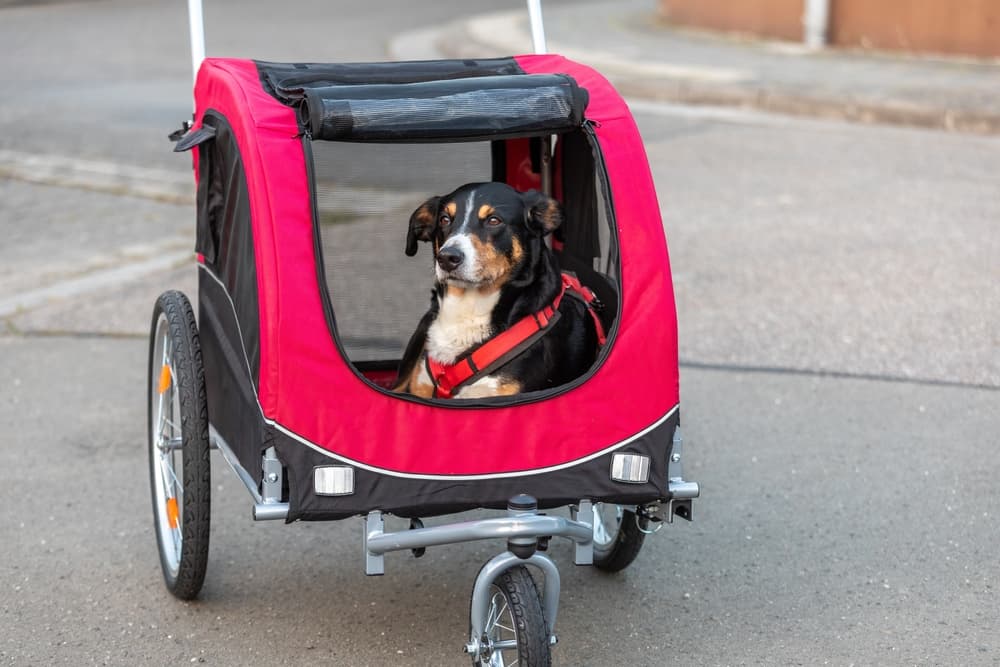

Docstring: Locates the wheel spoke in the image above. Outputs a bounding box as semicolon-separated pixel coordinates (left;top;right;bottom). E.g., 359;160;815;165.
159;452;183;492
494;621;515;634
593;505;613;544
158;452;185;535
161;416;182;436
156;377;169;438
159;457;183;558
482;587;519;667
156;336;171;423
484;592;499;629
493;599;510;632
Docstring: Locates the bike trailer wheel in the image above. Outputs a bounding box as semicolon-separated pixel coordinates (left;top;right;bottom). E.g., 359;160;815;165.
592;503;647;573
147;290;211;600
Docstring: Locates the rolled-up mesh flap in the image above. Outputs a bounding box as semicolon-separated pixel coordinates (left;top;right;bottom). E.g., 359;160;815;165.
258;58;527;103
300;74;588;142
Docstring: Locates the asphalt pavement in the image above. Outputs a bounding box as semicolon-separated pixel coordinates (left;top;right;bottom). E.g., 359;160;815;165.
1;0;998;665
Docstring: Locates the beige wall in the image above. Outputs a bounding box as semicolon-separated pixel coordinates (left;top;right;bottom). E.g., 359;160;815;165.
659;0;803;42
831;0;1000;58
659;0;1000;58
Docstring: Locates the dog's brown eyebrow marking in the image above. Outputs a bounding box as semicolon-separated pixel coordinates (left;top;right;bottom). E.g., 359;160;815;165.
444;202;457;218
478;204;495;219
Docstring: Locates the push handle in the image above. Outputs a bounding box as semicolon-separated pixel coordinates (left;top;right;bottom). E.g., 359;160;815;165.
527;1;553;195
527;0;547;54
187;0;206;108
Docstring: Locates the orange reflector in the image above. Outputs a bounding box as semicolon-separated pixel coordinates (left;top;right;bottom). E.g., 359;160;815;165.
166;497;179;529
157;364;171;394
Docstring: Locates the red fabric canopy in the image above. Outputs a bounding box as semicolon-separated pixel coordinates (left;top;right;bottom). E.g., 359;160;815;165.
192;55;678;477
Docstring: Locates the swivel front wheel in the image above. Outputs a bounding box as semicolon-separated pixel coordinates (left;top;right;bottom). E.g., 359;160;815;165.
472;565;551;667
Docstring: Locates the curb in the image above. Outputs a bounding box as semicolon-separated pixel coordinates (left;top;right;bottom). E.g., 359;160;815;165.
614;79;1000;135
0;150;194;204
391;9;1000;136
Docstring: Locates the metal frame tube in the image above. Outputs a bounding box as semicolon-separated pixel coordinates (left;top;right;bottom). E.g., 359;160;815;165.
187;0;206;108
540;135;553;196
210;425;289;521
366;514;592;556
526;0;547;54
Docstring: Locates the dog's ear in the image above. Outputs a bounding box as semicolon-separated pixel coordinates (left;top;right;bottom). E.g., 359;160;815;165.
406;196;441;257
522;190;563;236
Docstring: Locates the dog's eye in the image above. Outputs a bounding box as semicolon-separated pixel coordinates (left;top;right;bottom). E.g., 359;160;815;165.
486;216;503;227
439;215;452;227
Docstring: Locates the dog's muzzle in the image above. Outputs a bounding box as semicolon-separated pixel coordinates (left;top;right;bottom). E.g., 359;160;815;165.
436;246;464;272
436;235;480;283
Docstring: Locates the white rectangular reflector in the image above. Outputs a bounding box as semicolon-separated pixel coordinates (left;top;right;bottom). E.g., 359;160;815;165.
610;453;650;484
314;466;355;496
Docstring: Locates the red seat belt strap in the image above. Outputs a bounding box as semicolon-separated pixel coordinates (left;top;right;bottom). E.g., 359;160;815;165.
560;274;608;346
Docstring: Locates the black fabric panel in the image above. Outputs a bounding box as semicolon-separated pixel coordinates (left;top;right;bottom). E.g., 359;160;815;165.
194;141;220;266
300;75;588;142
490;140;507;183
559;129;600;263
196;111;260;389
199;270;267;483
257;58;525;105
273;410;678;522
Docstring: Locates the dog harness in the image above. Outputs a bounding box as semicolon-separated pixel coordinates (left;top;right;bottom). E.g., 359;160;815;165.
424;273;607;399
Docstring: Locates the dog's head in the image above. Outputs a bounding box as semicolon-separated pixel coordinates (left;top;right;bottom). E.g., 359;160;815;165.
406;182;562;287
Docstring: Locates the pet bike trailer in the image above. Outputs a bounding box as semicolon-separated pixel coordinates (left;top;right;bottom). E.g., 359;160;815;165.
147;34;700;666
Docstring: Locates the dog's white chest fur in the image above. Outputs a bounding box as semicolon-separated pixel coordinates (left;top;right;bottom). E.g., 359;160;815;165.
426;288;499;365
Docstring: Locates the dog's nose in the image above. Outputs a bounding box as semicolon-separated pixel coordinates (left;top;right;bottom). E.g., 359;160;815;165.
437;247;464;271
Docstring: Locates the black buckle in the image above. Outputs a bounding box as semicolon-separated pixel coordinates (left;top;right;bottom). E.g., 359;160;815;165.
168;119;193;142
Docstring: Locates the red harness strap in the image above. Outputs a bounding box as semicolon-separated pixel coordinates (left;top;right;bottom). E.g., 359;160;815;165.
425;273;607;399
560;272;608;348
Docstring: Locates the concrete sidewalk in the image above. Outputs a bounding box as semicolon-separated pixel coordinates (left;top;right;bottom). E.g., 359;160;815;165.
392;0;1000;134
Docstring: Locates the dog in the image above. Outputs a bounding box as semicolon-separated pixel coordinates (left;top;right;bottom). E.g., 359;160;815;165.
393;182;602;399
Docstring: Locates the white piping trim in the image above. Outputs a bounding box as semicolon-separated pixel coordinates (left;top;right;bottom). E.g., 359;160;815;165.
274;403;679;481
198;263;679;481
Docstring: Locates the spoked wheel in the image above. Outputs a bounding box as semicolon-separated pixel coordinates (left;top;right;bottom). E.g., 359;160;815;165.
473;565;551;667
148;290;210;600
591;503;647;572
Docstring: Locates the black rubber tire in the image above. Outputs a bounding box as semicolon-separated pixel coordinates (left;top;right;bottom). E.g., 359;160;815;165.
592;505;647;573
148;290;211;600
473;565;551;667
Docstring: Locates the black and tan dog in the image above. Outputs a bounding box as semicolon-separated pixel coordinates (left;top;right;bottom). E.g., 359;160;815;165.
394;182;602;399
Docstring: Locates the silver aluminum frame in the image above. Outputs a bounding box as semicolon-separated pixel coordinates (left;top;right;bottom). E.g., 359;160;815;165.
364;501;593;657
208;421;701;662
364;511;594;574
209;424;290;521
665;427;700;522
